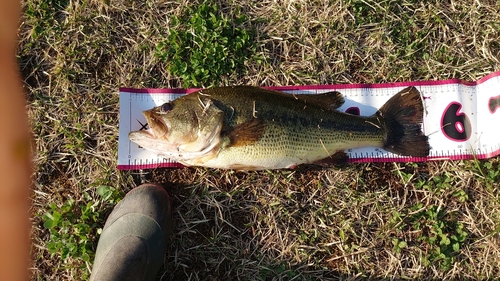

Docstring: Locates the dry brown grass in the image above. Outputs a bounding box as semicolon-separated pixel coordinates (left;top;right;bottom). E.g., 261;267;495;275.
21;0;500;280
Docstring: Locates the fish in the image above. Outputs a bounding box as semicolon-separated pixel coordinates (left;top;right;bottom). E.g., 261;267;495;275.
129;86;430;170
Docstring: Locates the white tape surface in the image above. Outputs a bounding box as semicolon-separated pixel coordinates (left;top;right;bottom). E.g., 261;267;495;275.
118;72;500;170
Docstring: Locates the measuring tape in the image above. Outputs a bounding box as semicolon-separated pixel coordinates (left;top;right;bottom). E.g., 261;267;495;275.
118;72;500;170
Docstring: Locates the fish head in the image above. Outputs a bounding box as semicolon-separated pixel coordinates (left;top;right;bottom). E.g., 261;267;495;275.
128;94;224;160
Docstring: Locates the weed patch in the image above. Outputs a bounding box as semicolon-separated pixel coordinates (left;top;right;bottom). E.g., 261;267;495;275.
43;198;99;264
24;0;69;40
42;187;121;272
390;204;468;271
155;1;258;87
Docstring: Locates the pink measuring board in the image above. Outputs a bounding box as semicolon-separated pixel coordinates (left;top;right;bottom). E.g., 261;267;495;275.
118;72;500;170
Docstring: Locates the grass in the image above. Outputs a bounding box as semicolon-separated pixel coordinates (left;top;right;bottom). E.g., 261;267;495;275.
155;0;258;88
21;0;500;280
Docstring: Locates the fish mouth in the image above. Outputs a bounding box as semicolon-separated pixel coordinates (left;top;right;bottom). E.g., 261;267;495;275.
128;129;221;162
128;113;169;143
128;129;156;142
129;116;222;161
129;105;224;161
128;127;181;158
129;122;223;163
128;114;171;149
141;110;171;140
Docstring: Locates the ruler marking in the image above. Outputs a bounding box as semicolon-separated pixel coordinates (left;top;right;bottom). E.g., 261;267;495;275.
118;72;500;170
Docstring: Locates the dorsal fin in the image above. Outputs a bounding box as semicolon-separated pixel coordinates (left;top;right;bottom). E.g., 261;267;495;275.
228;118;266;147
293;91;345;110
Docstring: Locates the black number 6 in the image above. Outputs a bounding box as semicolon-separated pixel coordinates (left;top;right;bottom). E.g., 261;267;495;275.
441;102;471;141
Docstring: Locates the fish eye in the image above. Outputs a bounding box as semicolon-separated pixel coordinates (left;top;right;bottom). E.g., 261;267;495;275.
160;102;173;112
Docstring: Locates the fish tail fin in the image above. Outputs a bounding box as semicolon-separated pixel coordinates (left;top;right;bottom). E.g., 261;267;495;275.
376;87;430;157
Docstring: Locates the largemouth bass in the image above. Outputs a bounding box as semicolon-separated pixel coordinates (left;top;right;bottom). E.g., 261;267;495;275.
129;86;430;170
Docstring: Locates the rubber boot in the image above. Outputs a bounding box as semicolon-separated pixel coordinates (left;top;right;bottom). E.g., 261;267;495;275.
89;183;173;281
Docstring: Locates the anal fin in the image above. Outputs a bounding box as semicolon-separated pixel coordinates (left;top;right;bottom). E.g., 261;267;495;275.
312;151;349;166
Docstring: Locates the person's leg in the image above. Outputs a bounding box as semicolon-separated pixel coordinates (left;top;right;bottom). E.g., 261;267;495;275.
0;1;32;280
90;183;173;281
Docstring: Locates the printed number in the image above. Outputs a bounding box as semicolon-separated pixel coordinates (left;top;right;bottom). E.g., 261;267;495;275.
345;107;360;116
441;102;471;141
489;95;500;113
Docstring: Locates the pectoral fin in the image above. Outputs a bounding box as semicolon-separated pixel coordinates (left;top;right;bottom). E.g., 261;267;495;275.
228;118;266;147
